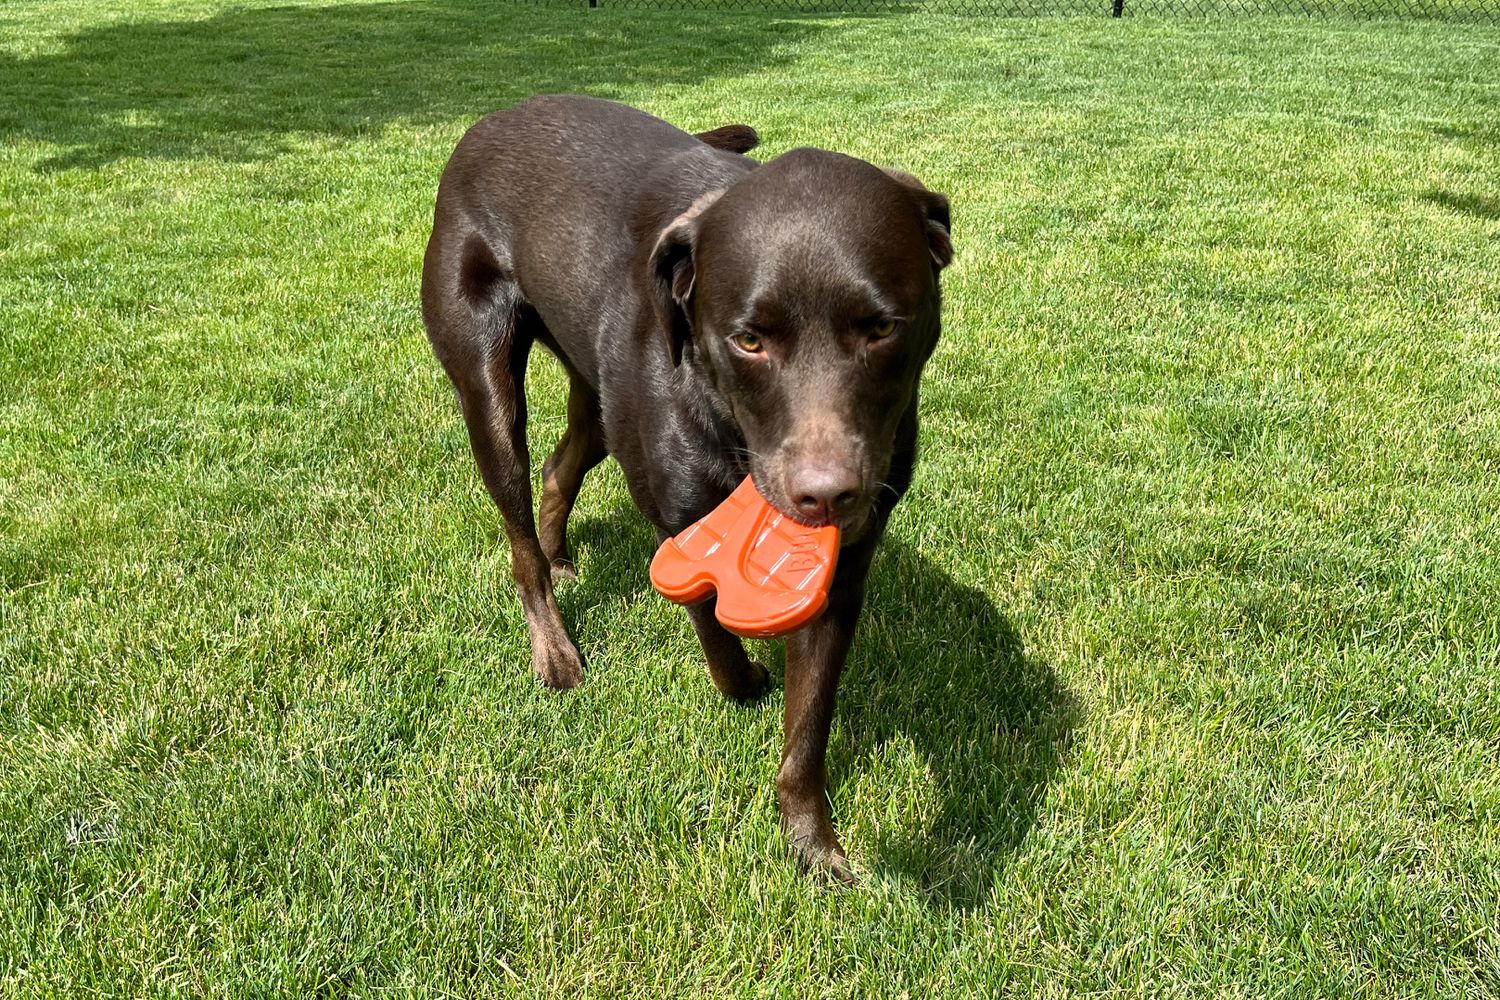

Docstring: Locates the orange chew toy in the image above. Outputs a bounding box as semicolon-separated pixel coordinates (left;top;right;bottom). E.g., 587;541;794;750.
649;476;840;638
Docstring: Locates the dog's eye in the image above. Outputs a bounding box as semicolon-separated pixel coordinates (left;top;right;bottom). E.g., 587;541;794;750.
731;332;765;354
870;319;898;341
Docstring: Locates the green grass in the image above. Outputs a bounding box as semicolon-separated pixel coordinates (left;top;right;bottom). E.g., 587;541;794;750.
2;1;1499;995
598;0;1498;18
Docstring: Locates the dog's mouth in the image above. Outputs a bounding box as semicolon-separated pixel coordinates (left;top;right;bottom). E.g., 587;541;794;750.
747;467;875;544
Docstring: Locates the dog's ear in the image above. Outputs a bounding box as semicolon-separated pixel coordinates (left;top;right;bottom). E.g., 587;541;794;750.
649;217;698;368
650;191;720;367
920;191;953;270
693;124;759;155
880;167;953;271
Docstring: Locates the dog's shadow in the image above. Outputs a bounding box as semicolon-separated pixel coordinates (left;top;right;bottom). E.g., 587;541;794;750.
567;504;1076;910
836;538;1076;907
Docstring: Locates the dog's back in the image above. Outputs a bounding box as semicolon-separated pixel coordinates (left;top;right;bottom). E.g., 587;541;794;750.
425;95;752;387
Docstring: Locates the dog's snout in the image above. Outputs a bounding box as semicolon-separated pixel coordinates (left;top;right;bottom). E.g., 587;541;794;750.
785;460;861;526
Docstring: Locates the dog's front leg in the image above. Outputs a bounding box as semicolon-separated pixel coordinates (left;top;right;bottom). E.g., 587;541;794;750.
656;527;773;702
683;599;773;703
777;539;877;883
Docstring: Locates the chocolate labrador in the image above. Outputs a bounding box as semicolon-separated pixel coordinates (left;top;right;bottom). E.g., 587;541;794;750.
421;95;952;879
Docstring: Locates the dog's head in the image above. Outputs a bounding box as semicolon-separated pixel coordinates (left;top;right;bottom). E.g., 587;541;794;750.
652;148;952;537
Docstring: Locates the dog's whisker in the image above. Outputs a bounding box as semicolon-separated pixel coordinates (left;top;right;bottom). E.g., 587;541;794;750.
725;445;774;468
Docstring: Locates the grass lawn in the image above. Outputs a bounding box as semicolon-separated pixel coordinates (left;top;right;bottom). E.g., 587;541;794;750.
3;0;1499;995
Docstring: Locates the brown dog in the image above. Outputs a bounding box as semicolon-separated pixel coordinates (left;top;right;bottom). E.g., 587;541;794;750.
421;95;951;879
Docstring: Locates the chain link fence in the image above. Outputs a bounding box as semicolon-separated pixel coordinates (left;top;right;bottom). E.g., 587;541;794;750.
575;0;1496;20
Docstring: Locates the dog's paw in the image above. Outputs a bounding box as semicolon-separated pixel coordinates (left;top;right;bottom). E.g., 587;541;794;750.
787;825;857;886
549;558;578;584
711;658;772;703
805;851;858;888
532;641;585;690
740;659;773;701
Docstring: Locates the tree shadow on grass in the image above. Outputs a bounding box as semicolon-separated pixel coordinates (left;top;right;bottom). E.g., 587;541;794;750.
0;0;828;172
566;503;1075;910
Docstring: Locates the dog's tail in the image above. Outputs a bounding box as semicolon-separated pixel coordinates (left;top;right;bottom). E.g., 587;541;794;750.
693;124;759;155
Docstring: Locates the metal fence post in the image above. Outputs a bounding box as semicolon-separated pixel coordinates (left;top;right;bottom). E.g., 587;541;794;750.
1112;0;1123;14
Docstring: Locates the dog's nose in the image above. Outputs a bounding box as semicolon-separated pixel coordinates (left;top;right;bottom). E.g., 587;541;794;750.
785;461;861;526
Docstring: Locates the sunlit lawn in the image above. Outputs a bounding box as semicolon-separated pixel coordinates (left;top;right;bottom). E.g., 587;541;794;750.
2;1;1498;995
